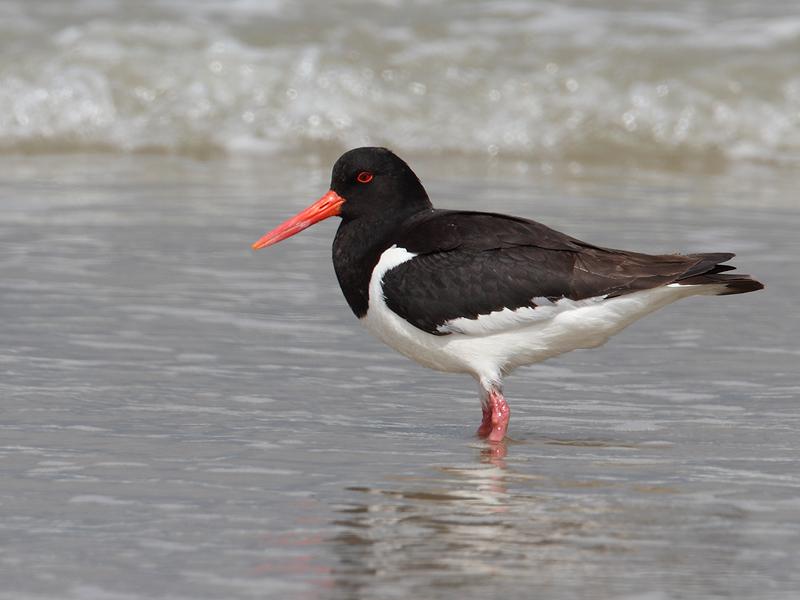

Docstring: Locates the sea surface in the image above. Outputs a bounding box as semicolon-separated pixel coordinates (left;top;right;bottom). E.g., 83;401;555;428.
1;1;799;599
2;0;800;169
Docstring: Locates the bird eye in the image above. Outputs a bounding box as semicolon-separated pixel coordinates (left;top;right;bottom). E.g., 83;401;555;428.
356;171;374;184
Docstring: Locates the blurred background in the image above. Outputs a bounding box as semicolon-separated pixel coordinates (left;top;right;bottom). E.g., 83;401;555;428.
2;0;799;174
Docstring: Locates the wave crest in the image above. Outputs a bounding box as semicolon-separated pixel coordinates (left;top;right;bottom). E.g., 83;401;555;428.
1;2;798;168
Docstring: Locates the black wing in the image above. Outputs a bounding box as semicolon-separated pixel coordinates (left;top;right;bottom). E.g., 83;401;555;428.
381;210;743;335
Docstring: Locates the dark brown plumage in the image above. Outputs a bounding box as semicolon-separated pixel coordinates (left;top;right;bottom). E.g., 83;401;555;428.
379;209;762;335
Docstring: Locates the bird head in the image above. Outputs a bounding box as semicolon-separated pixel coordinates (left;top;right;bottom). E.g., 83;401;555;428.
252;147;430;250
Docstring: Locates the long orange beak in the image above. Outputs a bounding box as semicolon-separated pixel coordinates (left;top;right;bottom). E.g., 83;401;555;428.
252;190;345;250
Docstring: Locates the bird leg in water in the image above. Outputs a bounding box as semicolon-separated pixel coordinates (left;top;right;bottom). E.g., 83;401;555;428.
477;386;510;442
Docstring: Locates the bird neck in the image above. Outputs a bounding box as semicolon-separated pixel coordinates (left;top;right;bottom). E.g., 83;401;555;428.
333;206;429;318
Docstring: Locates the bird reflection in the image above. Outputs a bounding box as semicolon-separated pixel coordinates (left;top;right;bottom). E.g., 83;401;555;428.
326;447;520;596
480;439;508;469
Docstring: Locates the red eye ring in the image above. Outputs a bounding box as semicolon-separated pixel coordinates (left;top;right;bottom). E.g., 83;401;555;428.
356;171;374;184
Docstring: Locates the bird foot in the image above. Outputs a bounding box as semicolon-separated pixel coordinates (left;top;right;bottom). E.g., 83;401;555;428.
476;388;510;442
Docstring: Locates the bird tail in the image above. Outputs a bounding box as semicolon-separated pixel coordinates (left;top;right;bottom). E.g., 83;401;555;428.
677;253;764;295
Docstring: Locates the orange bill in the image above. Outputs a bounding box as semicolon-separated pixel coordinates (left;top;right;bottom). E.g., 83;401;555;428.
252;190;345;250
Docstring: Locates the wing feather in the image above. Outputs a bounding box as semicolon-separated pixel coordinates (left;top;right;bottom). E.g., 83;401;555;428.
380;210;739;335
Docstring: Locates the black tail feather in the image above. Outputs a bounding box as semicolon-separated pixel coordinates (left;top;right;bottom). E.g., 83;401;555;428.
706;264;737;274
676;252;764;294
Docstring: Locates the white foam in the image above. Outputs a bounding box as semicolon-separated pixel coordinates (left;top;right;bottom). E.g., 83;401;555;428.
0;1;797;167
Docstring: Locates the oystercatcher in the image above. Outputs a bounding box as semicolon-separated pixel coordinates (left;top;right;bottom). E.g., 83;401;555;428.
252;147;763;442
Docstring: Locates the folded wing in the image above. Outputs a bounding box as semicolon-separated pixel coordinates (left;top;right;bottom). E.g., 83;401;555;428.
380;210;758;336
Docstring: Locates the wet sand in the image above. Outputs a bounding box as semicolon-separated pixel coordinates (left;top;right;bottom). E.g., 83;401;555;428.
1;154;798;599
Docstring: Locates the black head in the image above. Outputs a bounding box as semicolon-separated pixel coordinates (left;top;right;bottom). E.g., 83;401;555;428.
330;147;432;222
251;147;431;251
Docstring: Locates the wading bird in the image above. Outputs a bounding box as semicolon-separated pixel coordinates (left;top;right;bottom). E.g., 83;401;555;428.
252;148;763;442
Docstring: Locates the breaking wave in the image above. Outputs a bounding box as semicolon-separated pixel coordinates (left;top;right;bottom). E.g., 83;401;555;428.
1;0;799;169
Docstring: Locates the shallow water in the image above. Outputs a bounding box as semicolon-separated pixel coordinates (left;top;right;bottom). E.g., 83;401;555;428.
1;155;798;599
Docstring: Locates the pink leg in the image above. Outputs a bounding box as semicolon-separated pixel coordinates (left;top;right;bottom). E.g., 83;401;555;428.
476;403;493;438
476;388;510;442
